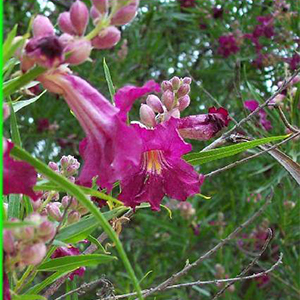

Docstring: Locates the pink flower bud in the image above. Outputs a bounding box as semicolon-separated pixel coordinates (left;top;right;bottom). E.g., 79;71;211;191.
32;15;54;38
13;36;24;59
3;103;10;121
65;164;79;176
70;0;89;36
111;0;139;26
68;211;80;224
92;26;121;49
22;243;46;265
140;104;156;127
171;76;180;90
60;155;70;168
182;77;192;84
20;55;35;72
90;6;101;20
161;80;173;92
48;161;59;172
20;227;35;240
77;205;89;215
92;0;108;14
47;203;62;222
177;84;190;98
58;12;76;35
178;95;191;111
146;95;164;113
38;220;56;242
64;38;92;66
162;90;175;110
3;230;15;254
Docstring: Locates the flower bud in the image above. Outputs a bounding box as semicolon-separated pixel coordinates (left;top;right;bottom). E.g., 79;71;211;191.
90;6;101;20
3;103;10;121
140;104;156;127
20;227;35;240
162;90;174;110
111;0;139;26
38;220;56;241
164;108;180;122
182;77;192;84
68;211;80;224
58;12;76;35
70;0;89;36
47;203;62;222
22;243;47;265
64;38;92;66
178;95;190;111
77;205;89;215
20;55;35;72
32;15;54;38
92;26;121;49
284;200;295;209
171;76;180;90
161;80;173;92
3;230;15;254
146;95;164;113
13;36;25;59
92;0;108;14
177;83;190;98
48;161;59;172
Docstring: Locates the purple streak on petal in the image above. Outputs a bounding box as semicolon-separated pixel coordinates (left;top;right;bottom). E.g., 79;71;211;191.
3;140;38;200
115;80;161;122
3;271;11;300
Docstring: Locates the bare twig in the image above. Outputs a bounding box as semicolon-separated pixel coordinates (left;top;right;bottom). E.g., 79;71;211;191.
275;105;299;133
101;253;283;300
201;68;300;151
212;228;273;299
205;132;300;178
130;196;272;299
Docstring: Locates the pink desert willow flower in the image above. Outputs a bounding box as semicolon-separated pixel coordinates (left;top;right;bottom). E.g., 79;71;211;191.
38;68;142;190
177;107;230;140
3;139;38;201
118;118;204;211
218;34;239;58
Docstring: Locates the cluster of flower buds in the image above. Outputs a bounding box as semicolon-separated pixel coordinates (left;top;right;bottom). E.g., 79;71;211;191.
214;264;236;292
4;214;55;271
61;195;89;224
17;0;140;72
139;76;192;127
177;201;195;220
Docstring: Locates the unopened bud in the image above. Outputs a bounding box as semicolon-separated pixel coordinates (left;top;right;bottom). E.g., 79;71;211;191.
77;205;89;215
58;12;76;35
20;55;35;73
20;227;35;240
22;243;47;265
215;264;225;276
178;95;190;111
140;104;156;127
146;95;164;113
171;76;180;90
38;220;56;242
161;80;173;92
3;103;10;121
92;26;121;49
92;0;108;14
111;0;139;26
182;77;192;84
70;0;89;36
33;15;54;38
48;162;59;172
90;6;101;20
162;90;174;110
64;38;92;66
68;211;80;224
164;108;180;121
47;203;62;222
284;200;296;209
3;230;15;254
177;83;190;98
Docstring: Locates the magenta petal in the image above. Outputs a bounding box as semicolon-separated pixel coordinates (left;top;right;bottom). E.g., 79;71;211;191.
38;71;142;190
244;100;259;111
115;80;161;121
3;140;38;201
3;271;11;300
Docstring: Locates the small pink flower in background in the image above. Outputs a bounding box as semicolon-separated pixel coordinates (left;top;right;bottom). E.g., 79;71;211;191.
244;100;272;131
178;0;196;8
286;53;300;71
52;246;85;280
119;118;204;211
255;274;270;288
218;34;240;58
212;6;223;19
253;16;275;39
3;140;38;201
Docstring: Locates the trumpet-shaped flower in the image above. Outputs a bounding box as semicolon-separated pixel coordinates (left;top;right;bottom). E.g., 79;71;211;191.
38;68;142;190
3;140;38;201
119;118;204;211
177;107;230;140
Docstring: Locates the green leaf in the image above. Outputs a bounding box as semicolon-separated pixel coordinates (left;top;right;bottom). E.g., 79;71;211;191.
103;58;115;103
9;101;22;146
23;196;34;215
3;221;35;229
86;235;109;254
56;207;128;243
11;146;143;300
37;254;116;272
3;65;45;98
3;24;18;66
12;90;47;112
184;135;289;165
12;295;47;300
8;194;21;219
